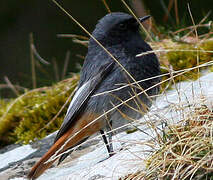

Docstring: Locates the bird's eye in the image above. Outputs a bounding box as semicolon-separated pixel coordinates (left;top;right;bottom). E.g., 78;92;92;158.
119;23;127;30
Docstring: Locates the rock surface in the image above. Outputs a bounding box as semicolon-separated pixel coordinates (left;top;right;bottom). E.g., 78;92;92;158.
0;131;101;179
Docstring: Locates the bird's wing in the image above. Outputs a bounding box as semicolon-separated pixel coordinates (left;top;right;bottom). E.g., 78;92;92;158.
54;61;114;142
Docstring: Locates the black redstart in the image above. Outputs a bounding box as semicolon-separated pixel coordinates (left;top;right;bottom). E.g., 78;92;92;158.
28;12;161;179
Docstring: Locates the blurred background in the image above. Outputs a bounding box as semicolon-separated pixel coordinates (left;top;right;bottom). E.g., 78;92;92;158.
1;0;212;97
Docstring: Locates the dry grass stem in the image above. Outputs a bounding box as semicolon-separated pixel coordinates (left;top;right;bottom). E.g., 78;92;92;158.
4;76;19;96
61;50;71;80
29;33;36;89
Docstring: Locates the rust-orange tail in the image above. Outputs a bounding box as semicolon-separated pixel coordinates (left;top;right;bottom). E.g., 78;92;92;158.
28;129;72;179
28;113;103;179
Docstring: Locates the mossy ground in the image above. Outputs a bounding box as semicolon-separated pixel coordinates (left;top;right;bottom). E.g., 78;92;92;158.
152;38;213;89
0;75;79;147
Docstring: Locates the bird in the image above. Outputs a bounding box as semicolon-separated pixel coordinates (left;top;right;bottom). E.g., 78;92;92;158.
28;12;161;179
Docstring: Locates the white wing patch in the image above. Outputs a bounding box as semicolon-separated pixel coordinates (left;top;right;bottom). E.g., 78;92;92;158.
66;80;90;116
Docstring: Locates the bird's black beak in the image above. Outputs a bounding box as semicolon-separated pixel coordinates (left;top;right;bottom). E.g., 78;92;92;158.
138;15;151;23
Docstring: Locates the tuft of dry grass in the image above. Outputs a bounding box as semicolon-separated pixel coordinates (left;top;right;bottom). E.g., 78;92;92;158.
121;102;213;180
146;106;213;179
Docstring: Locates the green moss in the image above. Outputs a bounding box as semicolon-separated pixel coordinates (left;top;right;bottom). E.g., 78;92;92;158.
158;39;213;89
0;75;79;146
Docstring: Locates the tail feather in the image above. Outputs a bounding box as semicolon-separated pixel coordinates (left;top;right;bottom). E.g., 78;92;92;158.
28;132;69;179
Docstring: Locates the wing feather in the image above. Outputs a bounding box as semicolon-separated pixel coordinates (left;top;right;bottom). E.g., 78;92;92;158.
54;62;114;142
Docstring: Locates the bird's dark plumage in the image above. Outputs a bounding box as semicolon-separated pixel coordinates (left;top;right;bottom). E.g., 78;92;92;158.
28;12;161;179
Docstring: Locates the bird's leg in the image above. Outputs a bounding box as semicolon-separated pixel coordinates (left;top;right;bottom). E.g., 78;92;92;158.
108;131;113;156
106;120;114;156
100;129;114;157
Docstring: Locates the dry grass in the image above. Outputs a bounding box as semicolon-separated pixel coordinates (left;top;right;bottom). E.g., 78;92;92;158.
116;85;213;180
141;105;213;180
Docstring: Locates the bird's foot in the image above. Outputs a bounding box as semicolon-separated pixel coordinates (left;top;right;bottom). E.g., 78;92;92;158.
98;147;123;163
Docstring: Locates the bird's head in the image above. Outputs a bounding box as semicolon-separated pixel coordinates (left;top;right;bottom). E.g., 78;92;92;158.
91;12;150;46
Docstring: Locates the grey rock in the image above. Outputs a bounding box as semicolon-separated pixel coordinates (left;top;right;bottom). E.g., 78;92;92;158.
0;131;101;179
